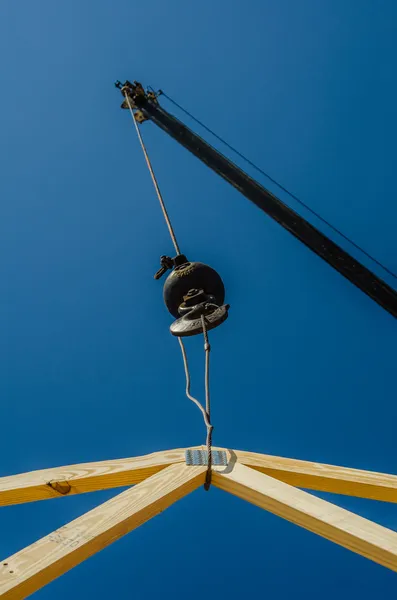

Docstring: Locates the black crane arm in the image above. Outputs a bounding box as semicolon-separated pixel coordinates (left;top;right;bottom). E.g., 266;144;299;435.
119;82;397;319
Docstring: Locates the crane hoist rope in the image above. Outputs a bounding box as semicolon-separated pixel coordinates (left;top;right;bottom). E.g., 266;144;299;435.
124;94;181;256
178;327;213;491
124;90;228;489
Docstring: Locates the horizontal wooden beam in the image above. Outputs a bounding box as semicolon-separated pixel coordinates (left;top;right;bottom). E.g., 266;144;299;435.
4;445;396;507
0;448;189;506
213;462;397;572
0;463;206;600
233;449;397;502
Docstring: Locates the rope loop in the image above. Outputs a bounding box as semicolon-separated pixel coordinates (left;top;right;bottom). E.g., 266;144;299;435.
178;315;214;491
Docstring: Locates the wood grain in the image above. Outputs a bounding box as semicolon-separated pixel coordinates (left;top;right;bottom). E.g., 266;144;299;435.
213;462;397;571
4;446;396;507
0;448;189;506
233;449;397;502
0;463;206;600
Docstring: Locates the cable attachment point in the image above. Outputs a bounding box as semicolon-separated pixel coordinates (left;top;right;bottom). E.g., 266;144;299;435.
154;254;187;280
116;80;159;112
172;289;229;338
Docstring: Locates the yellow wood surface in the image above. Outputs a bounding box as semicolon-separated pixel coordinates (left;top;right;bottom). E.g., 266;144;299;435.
0;463;205;600
0;448;189;506
4;446;396;507
234;449;397;502
213;462;397;572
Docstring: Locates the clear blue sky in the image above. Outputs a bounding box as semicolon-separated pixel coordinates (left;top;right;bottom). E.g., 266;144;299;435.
1;0;397;597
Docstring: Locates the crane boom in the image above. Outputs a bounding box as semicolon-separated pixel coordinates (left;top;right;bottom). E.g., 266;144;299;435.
119;82;397;319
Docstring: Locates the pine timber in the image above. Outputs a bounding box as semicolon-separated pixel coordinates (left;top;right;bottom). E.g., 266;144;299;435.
233;450;397;502
4;447;397;507
213;462;397;571
0;463;206;600
0;448;188;507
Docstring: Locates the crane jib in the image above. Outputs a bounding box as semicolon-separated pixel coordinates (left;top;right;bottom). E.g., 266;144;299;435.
134;97;397;320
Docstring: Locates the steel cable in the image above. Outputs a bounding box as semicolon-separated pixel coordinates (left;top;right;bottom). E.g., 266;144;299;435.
124;89;215;489
124;93;181;255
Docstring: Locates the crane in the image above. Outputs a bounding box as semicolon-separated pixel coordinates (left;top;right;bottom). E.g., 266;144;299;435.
3;80;397;600
115;80;397;320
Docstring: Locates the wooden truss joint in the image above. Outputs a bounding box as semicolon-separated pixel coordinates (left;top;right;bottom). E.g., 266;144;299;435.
1;446;397;599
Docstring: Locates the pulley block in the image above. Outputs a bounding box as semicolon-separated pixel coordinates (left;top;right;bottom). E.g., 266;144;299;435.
154;255;229;337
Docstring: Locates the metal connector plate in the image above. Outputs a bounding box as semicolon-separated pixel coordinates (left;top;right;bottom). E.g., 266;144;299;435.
185;449;228;466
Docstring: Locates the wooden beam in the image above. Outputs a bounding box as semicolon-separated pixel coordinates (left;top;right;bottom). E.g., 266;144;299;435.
233;449;397;502
0;448;189;506
4;446;397;507
213;462;397;572
0;463;205;600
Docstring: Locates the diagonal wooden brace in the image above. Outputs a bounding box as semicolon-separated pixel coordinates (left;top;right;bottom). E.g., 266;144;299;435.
0;463;206;600
213;462;397;572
